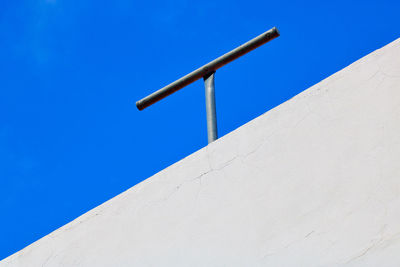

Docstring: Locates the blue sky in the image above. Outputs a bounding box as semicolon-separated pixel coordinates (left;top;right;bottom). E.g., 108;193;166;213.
1;0;399;260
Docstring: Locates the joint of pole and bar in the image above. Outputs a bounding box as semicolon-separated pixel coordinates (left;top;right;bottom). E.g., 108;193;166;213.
203;71;216;81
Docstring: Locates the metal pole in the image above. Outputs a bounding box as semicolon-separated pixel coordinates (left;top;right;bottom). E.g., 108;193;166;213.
136;27;280;110
204;72;217;143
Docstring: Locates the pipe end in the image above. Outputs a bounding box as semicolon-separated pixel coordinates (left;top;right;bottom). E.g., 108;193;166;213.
136;100;145;111
273;27;280;37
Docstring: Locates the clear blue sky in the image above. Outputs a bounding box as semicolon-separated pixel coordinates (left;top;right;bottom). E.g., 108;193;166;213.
1;0;399;260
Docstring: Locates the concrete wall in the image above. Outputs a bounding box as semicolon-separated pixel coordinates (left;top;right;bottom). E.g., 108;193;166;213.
2;38;400;266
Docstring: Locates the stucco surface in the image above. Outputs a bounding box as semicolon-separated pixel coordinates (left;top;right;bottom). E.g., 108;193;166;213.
2;38;400;266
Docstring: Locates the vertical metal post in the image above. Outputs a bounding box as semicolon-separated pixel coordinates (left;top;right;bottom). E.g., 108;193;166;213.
204;72;218;143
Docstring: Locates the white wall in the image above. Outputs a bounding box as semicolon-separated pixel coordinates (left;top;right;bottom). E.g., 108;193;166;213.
2;38;400;267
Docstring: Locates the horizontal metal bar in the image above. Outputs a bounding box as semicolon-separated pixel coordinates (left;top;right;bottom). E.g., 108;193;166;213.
136;27;280;110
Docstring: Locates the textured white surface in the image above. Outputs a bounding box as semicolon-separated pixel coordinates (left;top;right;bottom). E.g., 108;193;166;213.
2;38;400;267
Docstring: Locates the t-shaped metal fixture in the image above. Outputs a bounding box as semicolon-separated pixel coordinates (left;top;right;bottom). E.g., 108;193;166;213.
136;27;280;143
